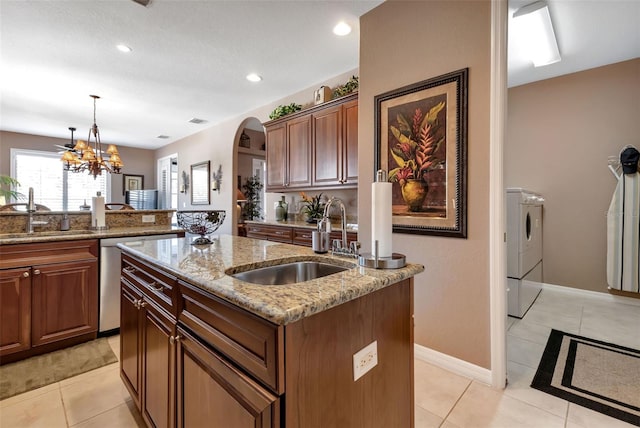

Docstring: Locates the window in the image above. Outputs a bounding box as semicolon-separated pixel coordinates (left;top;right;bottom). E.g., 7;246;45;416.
11;149;109;211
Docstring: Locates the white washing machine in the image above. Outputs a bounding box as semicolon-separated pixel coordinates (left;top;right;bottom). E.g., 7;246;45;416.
507;188;544;318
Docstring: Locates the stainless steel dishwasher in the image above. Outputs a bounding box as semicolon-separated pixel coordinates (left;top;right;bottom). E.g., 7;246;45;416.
99;233;178;335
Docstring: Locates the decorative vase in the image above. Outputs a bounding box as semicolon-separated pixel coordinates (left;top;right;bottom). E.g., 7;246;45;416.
275;200;285;221
401;179;428;212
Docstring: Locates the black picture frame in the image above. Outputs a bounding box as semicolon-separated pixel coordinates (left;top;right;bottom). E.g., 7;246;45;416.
374;68;468;238
123;174;144;195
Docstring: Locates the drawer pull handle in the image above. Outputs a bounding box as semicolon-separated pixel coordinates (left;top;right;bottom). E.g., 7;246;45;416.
140;301;147;308
23;271;30;278
148;281;164;292
123;266;136;273
169;334;182;345
33;269;41;275
134;299;141;309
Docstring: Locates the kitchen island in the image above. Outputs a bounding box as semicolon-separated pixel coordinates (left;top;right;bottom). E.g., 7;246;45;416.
118;234;424;428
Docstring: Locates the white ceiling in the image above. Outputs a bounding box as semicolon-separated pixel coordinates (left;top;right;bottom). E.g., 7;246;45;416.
1;0;638;150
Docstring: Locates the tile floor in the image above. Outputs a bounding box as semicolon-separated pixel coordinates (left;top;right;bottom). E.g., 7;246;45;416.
415;286;640;428
1;286;638;427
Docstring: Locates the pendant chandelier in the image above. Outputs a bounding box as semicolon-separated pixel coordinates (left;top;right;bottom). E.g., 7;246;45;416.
60;95;123;179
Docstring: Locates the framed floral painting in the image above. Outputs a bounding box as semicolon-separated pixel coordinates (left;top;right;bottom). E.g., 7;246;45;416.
374;68;467;238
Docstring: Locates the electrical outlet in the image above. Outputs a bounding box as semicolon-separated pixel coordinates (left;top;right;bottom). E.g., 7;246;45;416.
353;341;378;381
142;215;155;223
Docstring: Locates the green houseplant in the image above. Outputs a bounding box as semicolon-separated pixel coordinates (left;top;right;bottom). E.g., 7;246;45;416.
0;175;22;204
241;175;263;221
268;103;302;120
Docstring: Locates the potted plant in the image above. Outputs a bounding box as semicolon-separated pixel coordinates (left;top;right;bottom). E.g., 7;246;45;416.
0;175;22;204
241;175;263;221
299;192;325;223
268;103;302;120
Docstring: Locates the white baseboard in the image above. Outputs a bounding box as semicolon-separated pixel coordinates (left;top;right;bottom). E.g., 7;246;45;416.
414;343;493;386
541;282;640;307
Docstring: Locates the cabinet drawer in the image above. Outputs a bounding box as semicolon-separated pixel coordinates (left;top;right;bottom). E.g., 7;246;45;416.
122;254;177;317
246;224;292;244
292;228;313;247
178;280;283;394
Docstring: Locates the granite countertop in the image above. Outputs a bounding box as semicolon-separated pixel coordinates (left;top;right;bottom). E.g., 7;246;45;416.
245;219;358;231
118;234;423;325
0;226;184;245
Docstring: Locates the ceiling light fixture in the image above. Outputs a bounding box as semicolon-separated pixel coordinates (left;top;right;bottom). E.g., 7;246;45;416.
513;1;561;67
116;44;132;53
61;95;123;179
246;73;262;82
333;21;351;36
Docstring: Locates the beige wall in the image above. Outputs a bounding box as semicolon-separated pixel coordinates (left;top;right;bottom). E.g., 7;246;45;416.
155;69;359;234
506;59;640;293
0;131;156;204
360;1;492;368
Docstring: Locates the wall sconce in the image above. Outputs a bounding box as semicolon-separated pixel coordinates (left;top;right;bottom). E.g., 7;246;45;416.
211;164;222;193
180;171;189;194
513;1;561;67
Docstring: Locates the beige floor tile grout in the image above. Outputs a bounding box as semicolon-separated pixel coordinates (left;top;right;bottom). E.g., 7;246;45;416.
439;378;472;427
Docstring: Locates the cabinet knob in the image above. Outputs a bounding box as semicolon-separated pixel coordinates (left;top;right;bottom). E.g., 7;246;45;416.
134;299;141;309
140;301;147;308
22;271;30;278
33;269;41;275
169;335;182;345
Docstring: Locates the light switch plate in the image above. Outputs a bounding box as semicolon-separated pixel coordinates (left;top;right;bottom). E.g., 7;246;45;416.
142;215;155;223
353;340;378;381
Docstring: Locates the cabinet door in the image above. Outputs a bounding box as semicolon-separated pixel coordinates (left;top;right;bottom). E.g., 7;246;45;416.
141;300;176;428
0;267;31;356
176;327;279;428
286;114;312;188
342;99;359;185
312;104;343;186
265;123;286;191
120;279;142;407
31;260;98;346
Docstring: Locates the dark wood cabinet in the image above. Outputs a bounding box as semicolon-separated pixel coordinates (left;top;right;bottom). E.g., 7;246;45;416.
120;251;413;428
31;259;98;346
176;327;279;428
265;93;357;191
0;239;98;363
0;267;31;356
120;279;142;407
120;254;178;428
312;97;358;187
246;223;357;249
265;115;312;191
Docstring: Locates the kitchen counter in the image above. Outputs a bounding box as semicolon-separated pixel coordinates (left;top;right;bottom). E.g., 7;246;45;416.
0;225;184;245
118;234;423;325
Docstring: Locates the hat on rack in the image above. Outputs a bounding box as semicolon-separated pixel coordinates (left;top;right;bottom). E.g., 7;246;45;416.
620;146;639;174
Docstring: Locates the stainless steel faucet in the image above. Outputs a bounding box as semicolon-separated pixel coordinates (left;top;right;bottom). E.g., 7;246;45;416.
26;187;47;233
321;197;360;258
26;187;36;233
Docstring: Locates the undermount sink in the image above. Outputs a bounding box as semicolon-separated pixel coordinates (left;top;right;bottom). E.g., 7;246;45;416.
229;261;351;285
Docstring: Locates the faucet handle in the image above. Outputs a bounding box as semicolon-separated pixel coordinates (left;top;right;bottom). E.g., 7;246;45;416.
332;239;342;251
349;241;361;256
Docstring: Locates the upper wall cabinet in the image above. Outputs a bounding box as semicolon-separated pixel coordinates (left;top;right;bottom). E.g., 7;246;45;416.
264;93;358;192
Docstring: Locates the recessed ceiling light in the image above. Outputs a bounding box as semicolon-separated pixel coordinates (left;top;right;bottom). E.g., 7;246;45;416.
333;21;351;36
188;118;207;124
246;73;262;82
156;135;170;139
116;44;132;53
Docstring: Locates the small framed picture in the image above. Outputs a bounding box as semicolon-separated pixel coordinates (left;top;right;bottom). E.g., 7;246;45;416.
123;174;144;195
